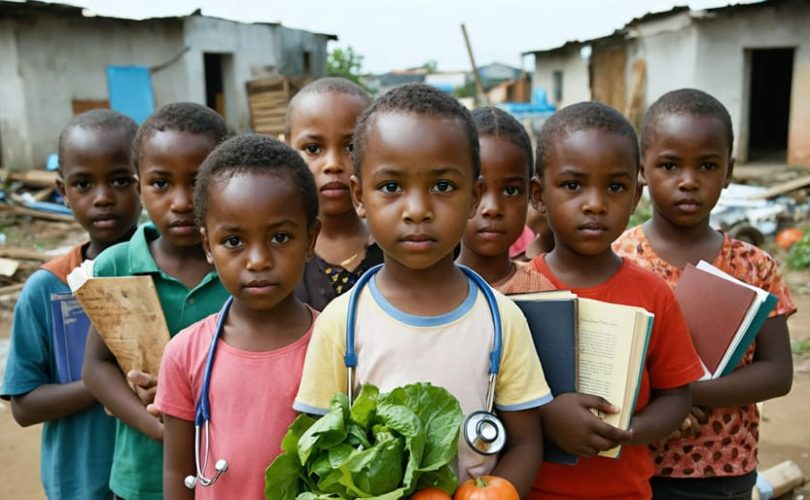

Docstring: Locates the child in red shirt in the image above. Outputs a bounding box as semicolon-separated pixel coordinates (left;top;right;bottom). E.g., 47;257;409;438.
614;88;795;500
526;102;704;499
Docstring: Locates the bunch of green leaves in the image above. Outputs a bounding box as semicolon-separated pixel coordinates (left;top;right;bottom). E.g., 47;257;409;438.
787;232;810;270
265;383;463;500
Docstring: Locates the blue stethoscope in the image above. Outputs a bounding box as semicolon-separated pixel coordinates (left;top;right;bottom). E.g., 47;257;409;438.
345;264;507;456
184;296;234;489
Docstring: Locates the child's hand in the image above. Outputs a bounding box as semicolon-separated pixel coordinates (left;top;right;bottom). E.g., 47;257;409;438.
664;406;709;441
127;370;157;406
542;393;633;457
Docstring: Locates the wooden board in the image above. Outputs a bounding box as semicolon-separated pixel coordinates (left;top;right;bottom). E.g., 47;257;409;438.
750;175;810;199
591;44;627;112
245;76;310;138
0;169;59;188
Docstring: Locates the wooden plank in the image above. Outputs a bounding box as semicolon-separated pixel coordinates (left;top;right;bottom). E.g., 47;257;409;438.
0;204;75;223
0;169;59;188
0;283;25;296
749;175;810;199
0;248;53;261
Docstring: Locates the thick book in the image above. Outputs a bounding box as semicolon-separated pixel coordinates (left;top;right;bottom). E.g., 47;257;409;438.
50;292;92;384
509;291;653;459
510;290;579;465
676;261;777;379
67;260;170;381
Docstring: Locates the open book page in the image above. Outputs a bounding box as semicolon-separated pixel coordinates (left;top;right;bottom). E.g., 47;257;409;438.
67;264;170;378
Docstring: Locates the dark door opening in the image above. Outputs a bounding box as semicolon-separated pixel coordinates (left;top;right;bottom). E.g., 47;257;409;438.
204;53;225;117
748;48;794;162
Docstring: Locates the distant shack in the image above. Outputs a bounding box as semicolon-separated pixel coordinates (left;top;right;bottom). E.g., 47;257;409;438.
0;1;335;170
524;0;810;167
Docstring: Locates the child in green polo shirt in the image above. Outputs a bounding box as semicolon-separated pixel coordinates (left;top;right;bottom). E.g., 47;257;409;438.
82;103;231;500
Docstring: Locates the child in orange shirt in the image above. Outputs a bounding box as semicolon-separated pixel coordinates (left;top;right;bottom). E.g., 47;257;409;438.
286;77;383;310
526;101;704;499
457;106;553;293
614;88;795;500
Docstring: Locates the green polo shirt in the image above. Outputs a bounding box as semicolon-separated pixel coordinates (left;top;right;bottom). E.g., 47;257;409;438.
93;224;228;500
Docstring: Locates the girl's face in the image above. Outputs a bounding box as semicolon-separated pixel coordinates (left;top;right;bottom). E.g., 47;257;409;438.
642;113;733;229
288;92;368;218
461;135;530;258
138;130;217;248
201;171;319;311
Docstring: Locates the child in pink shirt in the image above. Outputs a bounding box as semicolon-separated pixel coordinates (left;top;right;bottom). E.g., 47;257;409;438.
155;136;321;499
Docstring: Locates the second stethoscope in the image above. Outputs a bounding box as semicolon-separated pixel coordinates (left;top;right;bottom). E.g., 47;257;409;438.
184;296;234;489
344;264;507;455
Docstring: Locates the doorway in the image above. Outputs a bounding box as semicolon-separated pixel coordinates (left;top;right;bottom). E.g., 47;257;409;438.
747;48;794;162
204;53;226;117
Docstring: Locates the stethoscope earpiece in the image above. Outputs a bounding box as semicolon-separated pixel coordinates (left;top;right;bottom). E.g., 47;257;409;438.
463;410;507;455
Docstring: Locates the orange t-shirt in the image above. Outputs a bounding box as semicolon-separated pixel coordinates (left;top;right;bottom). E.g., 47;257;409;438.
613;226;797;479
493;261;556;295
527;255;704;500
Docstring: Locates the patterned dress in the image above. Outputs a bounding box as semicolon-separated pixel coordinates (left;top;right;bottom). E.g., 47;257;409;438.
614;225;797;478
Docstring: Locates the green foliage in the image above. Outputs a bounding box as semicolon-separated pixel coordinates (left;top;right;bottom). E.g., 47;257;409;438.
787;231;810;270
265;383;463;499
326;46;365;87
792;339;810;355
627;195;652;228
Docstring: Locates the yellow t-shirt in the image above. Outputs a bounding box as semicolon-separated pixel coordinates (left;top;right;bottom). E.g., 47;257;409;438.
294;275;552;481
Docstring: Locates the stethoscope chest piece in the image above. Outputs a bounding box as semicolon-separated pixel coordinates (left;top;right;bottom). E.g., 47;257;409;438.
463;410;506;455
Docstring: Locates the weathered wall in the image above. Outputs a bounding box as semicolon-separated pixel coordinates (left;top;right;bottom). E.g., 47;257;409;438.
2;13;187;169
692;1;810;166
0;20;32;168
531;45;590;109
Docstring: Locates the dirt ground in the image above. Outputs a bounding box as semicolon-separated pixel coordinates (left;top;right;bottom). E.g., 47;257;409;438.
0;227;808;499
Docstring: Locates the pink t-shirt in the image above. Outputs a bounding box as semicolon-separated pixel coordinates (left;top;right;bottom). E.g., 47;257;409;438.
155;308;315;500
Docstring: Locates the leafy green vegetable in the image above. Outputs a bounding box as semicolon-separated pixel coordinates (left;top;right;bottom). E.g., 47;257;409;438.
265;382;463;499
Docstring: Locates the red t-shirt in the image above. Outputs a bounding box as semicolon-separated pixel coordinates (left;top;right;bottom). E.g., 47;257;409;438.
528;255;704;500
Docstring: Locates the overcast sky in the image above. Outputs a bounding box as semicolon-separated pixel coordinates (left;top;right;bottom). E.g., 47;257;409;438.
57;0;760;73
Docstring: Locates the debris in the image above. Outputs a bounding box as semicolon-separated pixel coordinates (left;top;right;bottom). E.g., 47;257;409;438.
0;257;19;277
0;204;75;223
751;175;810;200
0;168;58;189
0;248;56;261
753;460;806;500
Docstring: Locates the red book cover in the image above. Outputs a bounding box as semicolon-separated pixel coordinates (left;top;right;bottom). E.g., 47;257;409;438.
674;264;758;374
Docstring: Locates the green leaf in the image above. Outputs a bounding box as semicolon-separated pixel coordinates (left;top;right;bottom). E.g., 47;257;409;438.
338;437;406;496
282;415;316;454
415;464;458;494
298;394;350;465
350;384;379;429
378;383;462;471
265;453;305;500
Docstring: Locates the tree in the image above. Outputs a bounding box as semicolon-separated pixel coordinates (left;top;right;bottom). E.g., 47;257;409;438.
327;46;365;86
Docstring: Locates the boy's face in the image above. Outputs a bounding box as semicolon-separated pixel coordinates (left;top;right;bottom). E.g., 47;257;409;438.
57;127;141;247
642;113;733;229
139;130;217;248
288;92;368;218
462;135;529;258
202;172;319;311
351;112;480;271
536;129;638;258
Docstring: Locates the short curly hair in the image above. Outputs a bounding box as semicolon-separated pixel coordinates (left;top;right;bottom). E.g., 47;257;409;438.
535;101;639;177
58;109;138;174
640;88;733;156
472;106;533;177
285;77;370;138
351;83;480;179
132;102;230;170
193;135;318;228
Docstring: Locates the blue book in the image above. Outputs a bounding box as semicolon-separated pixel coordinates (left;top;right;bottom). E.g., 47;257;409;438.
50;292;91;384
511;291;579;465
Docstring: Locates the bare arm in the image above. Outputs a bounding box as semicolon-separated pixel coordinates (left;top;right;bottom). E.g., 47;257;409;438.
492;408;541;496
539;393;633;457
82;326;163;441
164;415;196;500
692;316;792;408
10;381;97;427
626;385;691;445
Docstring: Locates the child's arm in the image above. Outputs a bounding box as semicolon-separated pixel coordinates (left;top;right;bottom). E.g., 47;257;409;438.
82;326;163;441
692;315;792;408
539;393;633;456
625;385;692;445
163;415;195;500
10;382;97;427
492;408;542;496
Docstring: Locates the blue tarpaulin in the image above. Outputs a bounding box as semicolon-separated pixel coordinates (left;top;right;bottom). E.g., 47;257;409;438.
107;66;155;124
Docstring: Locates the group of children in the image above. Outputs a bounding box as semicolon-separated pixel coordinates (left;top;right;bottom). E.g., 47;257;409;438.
1;76;795;500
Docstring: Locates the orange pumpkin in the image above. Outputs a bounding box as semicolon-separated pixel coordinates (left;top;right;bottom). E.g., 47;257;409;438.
411;487;452;499
776;227;804;250
454;476;519;499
